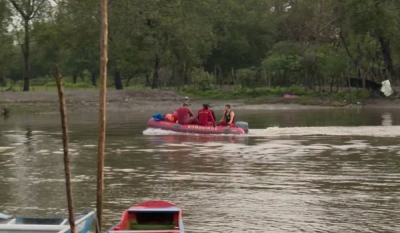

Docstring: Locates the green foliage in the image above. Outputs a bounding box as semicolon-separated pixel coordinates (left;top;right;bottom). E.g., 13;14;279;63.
0;0;399;97
182;84;371;104
190;68;215;91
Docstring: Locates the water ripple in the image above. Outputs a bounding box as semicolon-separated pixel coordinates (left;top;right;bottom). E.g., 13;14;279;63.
1;112;400;232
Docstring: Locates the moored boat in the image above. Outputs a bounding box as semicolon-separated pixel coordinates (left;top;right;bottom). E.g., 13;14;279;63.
148;118;249;135
0;210;96;233
107;200;184;233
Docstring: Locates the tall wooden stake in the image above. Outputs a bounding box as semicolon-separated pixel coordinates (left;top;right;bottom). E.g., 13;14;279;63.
96;0;108;232
55;66;76;233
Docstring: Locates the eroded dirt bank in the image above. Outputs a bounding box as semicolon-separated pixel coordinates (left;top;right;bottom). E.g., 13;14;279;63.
0;90;398;114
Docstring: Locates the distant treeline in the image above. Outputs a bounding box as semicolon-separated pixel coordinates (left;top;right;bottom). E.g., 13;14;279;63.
0;0;400;92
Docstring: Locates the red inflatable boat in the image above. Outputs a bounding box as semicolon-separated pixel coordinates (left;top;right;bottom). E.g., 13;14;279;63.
148;118;248;135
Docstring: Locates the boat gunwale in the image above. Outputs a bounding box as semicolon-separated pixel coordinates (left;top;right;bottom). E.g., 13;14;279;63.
57;210;96;233
107;231;181;233
107;201;184;233
148;119;245;135
0;210;95;232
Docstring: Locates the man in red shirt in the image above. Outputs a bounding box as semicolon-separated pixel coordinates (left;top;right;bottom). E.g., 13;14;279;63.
176;103;197;125
197;104;215;126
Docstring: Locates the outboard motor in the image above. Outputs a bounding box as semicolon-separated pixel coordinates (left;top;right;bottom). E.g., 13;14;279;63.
235;121;249;134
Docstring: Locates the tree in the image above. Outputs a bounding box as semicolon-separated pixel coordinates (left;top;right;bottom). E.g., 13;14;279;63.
0;1;13;86
7;0;49;91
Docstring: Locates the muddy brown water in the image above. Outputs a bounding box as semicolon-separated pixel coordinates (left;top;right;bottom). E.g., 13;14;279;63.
0;108;400;232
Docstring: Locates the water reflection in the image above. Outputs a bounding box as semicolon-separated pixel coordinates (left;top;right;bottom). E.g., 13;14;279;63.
381;112;393;126
1;111;400;232
146;134;249;146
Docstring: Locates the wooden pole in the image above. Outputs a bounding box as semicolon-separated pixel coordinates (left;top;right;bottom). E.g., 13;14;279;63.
55;66;76;233
96;0;108;231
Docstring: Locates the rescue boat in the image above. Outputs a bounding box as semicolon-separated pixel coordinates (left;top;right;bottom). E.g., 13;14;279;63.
147;118;249;135
107;200;184;233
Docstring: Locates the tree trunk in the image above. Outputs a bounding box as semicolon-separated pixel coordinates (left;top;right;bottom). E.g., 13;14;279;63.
151;54;159;89
0;75;6;87
171;67;176;88
378;37;393;78
114;70;123;90
125;75;132;87
96;0;108;231
73;74;78;84
183;69;188;86
22;19;30;92
145;74;150;86
357;43;365;88
54;67;76;233
91;72;96;86
330;76;334;93
80;73;84;82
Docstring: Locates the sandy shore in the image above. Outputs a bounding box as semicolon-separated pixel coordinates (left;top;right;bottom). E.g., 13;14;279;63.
0;90;399;114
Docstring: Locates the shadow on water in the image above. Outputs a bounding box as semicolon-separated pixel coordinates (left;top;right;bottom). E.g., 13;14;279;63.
0;108;400;232
146;134;249;146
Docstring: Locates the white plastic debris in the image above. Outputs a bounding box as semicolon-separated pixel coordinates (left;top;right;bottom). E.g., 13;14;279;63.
381;80;393;97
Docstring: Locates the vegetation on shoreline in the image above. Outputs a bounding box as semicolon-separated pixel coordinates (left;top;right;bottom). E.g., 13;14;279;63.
181;86;372;107
1;0;400;95
0;72;378;108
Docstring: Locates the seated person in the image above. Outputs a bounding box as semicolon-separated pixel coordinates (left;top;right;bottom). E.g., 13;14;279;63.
172;111;178;123
176;103;197;125
198;104;215;126
217;104;235;127
210;109;216;122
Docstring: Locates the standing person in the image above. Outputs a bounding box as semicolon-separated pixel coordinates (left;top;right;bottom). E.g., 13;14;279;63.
218;104;235;126
176;103;197;125
197;104;215;126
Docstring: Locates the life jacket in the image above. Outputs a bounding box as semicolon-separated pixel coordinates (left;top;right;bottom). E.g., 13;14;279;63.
198;108;214;125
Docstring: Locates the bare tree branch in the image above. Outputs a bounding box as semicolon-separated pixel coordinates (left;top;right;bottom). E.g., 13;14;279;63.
7;0;28;19
30;0;47;20
28;0;33;16
8;0;47;20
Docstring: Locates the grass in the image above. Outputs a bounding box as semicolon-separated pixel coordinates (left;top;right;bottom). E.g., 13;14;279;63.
180;86;371;106
0;84;149;92
0;75;152;92
0;76;373;107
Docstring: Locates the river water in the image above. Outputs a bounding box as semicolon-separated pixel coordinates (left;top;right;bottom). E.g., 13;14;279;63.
0;107;400;232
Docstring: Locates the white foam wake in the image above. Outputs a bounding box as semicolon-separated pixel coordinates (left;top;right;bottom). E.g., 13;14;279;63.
258;126;400;137
143;126;400;138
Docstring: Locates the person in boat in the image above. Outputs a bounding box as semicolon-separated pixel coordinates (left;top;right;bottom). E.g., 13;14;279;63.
208;104;216;123
172;110;178;123
197;104;215;126
217;104;235;127
176;102;197;125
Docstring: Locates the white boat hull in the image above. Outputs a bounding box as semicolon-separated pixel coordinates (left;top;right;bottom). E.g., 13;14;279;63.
0;210;95;233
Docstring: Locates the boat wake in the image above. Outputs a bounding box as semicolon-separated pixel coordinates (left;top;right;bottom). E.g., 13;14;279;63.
144;126;400;138
143;128;181;135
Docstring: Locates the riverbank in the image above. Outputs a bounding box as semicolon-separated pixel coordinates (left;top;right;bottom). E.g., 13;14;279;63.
0;90;399;114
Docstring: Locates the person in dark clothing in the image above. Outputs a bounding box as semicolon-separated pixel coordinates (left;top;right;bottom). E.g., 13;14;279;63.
210;109;216;123
176;103;197;125
201;103;216;122
217;104;235;126
197;104;215;126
